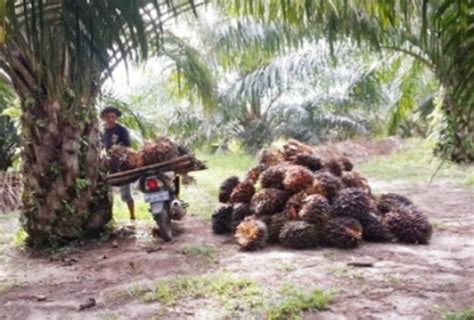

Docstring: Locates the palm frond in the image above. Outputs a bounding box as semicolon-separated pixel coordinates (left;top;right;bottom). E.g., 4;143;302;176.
223;0;473;109
2;0;203;99
209;16;309;71
160;32;218;113
386;59;425;134
221;41;366;106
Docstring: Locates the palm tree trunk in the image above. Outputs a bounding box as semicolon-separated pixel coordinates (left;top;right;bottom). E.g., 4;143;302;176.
436;96;474;162
21;97;111;246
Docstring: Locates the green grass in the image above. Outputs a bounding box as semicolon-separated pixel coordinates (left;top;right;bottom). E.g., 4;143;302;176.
444;308;474;320
11;228;27;247
178;244;218;262
112;192;153;221
267;284;333;320
120;273;333;318
139;273;265;311
181;152;255;220
359;139;474;186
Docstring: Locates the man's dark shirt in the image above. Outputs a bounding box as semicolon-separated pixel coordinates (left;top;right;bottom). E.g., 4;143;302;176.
103;123;131;150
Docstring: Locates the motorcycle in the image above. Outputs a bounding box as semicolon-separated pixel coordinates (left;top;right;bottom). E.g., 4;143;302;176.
138;171;187;242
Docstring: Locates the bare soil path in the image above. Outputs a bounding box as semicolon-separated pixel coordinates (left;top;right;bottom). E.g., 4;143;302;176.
0;163;473;319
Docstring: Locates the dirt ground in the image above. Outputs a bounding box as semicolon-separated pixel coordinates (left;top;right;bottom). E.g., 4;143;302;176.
0;159;473;319
310;137;405;162
1;182;472;319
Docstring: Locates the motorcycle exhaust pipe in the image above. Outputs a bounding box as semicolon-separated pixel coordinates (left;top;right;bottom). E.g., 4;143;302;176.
171;200;187;220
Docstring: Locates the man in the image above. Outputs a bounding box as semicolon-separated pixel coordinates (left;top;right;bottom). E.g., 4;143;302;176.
101;106;135;220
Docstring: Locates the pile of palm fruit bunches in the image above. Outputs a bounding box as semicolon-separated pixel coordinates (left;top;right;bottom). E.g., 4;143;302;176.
105;136;205;173
213;140;432;251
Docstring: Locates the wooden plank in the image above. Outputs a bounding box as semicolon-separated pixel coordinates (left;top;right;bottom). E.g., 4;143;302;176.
106;155;192;180
106;159;205;186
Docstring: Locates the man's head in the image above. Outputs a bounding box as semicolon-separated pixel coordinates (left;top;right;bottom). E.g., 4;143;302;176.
100;106;122;128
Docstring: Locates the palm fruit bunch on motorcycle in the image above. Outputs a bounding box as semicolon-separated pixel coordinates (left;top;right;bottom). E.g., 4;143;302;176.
141;137;179;165
106;136;205;175
106;145;144;173
213;139;433;251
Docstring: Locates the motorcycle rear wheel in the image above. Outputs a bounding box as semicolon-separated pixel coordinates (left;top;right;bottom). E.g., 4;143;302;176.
155;205;172;242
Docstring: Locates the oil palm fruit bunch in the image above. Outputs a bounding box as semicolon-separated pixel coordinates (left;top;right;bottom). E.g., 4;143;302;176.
324;158;343;177
281;139;314;161
362;212;391;242
377;193;413;214
338;157;354;172
218;176;240;203
283;165;314;193
176;144;190;156
259;150;283;168
384;206;432;244
231;203;253;231
284;192;307;220
253;214;272;226
251;188;288;215
267;212;290;243
212;204;233;234
293;154;323;171
279;221;320;249
299;194;331;225
141;137;179;165
332;188;372;223
215;139;433;251
245;165;265;185
230;181;256;204
309;171;343;202
106;145;144;173
322;217;363;248
259;165;287;189
341;171;371;194
235;217;268;251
